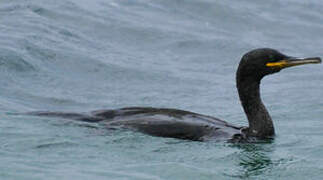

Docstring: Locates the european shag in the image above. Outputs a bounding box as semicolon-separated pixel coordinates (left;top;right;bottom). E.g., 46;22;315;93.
29;48;321;142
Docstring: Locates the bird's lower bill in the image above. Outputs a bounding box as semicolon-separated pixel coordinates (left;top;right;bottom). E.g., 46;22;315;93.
266;57;322;68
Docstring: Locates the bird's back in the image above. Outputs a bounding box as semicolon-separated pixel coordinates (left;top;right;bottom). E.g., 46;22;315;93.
92;107;243;141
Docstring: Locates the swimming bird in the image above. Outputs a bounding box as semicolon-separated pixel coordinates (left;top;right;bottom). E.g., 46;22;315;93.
29;48;321;142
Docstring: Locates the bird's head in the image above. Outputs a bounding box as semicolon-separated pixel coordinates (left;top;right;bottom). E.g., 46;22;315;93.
237;48;321;81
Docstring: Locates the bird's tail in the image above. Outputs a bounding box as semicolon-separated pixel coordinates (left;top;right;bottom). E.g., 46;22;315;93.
26;111;104;122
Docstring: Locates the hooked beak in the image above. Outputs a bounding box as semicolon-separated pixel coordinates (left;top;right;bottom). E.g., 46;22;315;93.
266;57;322;69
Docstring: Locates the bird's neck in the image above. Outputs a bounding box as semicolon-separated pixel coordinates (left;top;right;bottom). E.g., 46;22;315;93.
236;77;275;138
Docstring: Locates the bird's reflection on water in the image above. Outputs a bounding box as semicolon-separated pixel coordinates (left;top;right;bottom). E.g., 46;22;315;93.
227;140;275;179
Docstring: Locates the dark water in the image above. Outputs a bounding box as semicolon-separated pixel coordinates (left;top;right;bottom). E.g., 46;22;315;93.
1;0;323;179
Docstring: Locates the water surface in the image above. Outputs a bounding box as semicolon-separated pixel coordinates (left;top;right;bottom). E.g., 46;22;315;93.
1;0;323;179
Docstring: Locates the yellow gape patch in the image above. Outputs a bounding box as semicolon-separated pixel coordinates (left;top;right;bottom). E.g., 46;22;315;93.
266;61;288;68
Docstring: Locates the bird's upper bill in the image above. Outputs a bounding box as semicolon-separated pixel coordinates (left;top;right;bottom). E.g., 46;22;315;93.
266;57;322;69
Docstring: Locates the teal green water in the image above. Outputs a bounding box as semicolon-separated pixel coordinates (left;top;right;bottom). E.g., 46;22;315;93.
1;0;323;179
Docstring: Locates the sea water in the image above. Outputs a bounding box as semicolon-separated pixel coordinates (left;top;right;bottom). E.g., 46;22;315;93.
1;0;323;179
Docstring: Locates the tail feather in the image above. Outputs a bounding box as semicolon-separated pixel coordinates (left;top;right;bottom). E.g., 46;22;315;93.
26;111;104;122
